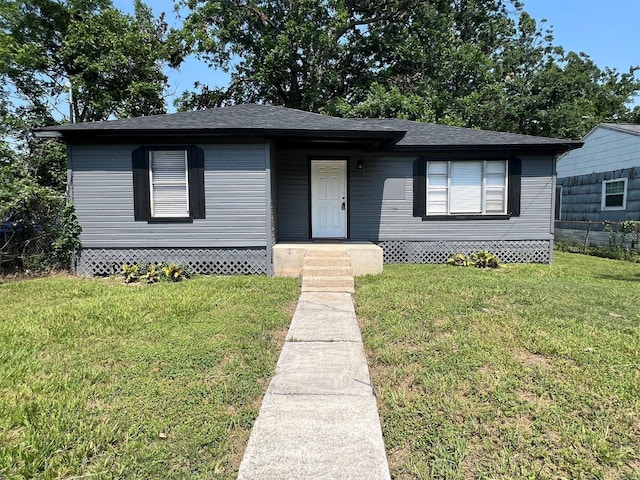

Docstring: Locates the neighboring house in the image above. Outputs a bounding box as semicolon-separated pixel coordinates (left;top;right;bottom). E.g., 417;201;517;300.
556;123;640;247
35;104;580;276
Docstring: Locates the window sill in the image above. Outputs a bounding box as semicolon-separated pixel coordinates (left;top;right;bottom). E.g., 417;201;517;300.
147;217;194;224
422;214;512;221
601;206;626;211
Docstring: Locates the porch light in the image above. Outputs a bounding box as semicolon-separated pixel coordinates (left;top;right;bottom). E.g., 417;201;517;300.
357;159;363;169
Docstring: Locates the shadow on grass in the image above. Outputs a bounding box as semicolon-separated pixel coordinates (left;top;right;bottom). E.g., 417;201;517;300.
596;272;640;282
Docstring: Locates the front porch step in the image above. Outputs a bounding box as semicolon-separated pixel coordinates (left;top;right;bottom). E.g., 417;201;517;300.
302;265;354;277
304;249;352;258
303;256;352;267
301;275;355;293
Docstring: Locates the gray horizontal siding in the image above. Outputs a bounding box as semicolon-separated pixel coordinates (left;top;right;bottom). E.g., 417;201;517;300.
276;152;309;241
557;127;639;177
71;143;268;248
558;167;640;222
276;151;554;242
351;156;553;241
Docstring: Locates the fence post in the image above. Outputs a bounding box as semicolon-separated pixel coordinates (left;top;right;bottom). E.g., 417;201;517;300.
584;221;592;250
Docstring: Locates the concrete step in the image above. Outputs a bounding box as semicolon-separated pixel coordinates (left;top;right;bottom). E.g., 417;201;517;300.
301;285;356;294
303;256;352;267
302;265;354;277
302;275;354;290
304;249;351;258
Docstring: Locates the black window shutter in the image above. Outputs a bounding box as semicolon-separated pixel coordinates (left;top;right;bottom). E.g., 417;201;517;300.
413;157;426;217
188;146;206;219
132;147;150;220
508;157;521;217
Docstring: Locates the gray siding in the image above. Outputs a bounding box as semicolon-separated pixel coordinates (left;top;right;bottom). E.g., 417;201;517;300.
557;126;639;177
71;143;268;248
276;151;555;242
276;152;310;241
557;167;640;223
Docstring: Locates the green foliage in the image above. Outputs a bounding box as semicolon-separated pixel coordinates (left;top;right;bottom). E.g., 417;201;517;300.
471;250;500;268
0;161;63;271
0;161;81;272
51;203;82;268
329;83;435;121
446;251;500;268
176;0;639;139
1;0;169;272
555;242;640;263
0;0;169;128
446;253;471;267
604;220;640;261
121;262;191;284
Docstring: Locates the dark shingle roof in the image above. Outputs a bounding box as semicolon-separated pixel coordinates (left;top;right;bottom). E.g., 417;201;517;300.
356;118;578;148
35;103;582;150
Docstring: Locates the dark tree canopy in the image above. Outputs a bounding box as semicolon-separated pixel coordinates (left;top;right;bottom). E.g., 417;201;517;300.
175;0;639;139
1;0;172;269
0;0;170;131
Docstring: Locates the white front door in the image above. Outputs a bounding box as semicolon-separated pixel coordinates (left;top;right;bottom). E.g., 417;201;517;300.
311;159;347;238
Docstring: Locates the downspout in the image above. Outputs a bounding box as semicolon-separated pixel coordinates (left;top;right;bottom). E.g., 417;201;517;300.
265;141;274;276
66;144;77;273
550;153;557;264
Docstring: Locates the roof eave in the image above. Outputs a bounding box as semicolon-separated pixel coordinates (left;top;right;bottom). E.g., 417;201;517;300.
42;127;406;142
390;142;583;153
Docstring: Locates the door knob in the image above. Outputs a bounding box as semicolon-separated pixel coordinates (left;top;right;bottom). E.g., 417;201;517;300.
341;202;346;210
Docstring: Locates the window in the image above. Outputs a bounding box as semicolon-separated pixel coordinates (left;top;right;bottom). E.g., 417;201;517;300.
132;146;205;222
150;150;189;218
601;178;627;210
413;157;520;220
426;160;507;215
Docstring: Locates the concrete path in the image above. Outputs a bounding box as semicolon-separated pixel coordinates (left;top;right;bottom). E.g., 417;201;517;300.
237;290;391;479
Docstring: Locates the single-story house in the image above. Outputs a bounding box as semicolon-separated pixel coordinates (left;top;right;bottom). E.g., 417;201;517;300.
35;104;581;276
555;123;639;247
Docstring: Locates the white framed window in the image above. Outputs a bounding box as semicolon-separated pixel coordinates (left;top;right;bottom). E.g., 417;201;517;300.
601;178;627;211
426;160;508;215
149;150;189;218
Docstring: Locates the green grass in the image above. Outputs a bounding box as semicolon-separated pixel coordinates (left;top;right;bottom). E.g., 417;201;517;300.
355;252;640;479
0;275;299;479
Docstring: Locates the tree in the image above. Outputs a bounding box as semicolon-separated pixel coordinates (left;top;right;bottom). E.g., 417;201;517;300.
175;0;520;115
174;0;416;111
0;0;170;271
176;0;639;139
0;0;169;129
466;12;640;138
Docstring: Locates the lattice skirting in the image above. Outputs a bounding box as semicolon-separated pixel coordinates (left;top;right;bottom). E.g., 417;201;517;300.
76;248;268;276
377;240;551;264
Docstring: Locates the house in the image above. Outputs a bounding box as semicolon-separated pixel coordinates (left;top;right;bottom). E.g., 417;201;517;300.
35;104;581;276
555;123;640;247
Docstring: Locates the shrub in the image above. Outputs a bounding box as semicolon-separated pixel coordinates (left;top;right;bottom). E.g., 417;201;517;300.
447;253;470;266
51;203;82;269
121;262;191;284
471;251;500;268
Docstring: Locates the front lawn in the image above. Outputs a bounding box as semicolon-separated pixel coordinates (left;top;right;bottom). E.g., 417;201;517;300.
0;275;299;479
356;252;640;479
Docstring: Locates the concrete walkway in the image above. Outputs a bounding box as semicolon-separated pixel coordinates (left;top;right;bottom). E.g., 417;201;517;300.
237;288;391;479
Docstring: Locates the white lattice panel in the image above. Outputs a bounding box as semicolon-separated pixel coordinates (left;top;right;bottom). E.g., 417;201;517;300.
378;240;550;264
76;248;268;276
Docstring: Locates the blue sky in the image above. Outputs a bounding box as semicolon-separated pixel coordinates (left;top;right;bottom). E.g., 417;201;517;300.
116;0;640;111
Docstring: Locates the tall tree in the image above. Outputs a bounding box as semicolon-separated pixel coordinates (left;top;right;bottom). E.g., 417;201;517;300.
466;12;640;138
0;0;170;269
176;0;639;139
0;0;169;130
174;0;420;111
